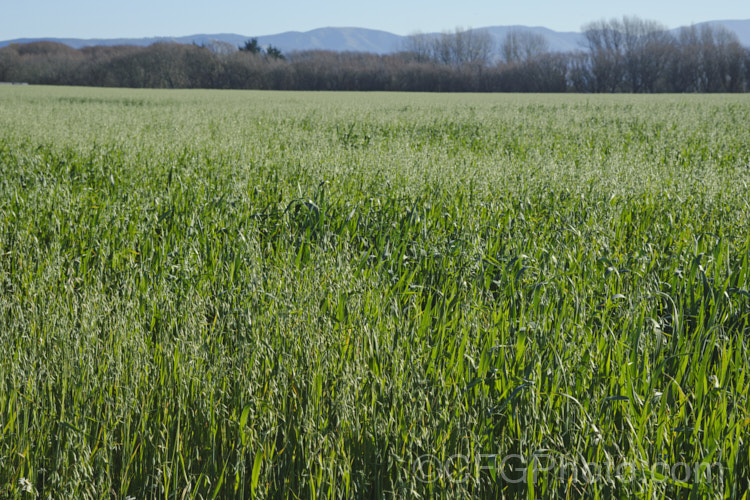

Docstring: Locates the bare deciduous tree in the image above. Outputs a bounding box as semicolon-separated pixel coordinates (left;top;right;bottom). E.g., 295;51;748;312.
404;28;492;67
501;30;549;64
1;18;748;93
402;32;434;63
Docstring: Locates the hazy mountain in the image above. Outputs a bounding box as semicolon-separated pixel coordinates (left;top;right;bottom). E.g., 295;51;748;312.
690;19;750;46
0;27;586;54
258;27;403;54
1;20;748;54
479;26;585;53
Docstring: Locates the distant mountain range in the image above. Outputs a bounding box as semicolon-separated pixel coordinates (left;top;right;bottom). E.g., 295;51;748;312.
2;20;749;55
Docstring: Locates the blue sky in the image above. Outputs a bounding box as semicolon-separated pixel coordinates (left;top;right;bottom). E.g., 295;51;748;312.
2;0;748;40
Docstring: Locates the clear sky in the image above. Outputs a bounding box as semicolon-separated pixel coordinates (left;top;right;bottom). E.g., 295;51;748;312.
2;0;748;40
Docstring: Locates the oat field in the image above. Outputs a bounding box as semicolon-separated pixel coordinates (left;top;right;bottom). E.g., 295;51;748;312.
1;87;749;498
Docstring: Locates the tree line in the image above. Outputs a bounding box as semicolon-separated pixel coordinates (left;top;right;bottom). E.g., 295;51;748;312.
1;17;748;92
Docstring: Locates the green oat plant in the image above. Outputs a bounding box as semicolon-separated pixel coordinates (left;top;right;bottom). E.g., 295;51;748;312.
0;87;749;499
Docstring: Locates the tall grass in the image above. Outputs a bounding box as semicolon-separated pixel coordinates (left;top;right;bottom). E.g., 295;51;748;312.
0;87;749;498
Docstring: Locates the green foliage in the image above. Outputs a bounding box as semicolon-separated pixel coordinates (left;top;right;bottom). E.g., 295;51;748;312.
0;87;749;498
238;39;283;60
240;38;262;54
265;45;285;60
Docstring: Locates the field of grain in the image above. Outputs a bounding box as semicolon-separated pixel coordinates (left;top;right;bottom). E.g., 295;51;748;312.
0;87;749;498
